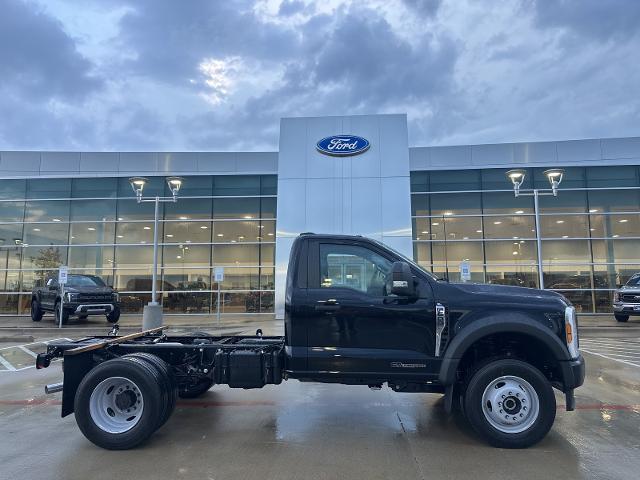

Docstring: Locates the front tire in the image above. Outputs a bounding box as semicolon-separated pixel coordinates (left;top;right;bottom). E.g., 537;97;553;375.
107;306;121;323
463;359;556;449
615;314;629;322
31;299;43;322
74;358;164;450
54;301;69;325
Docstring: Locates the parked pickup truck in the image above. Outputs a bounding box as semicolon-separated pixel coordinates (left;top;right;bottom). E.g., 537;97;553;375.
31;274;121;324
36;233;584;449
613;272;640;322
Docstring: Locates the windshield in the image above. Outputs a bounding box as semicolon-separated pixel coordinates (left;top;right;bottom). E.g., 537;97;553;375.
625;274;640;287
370;239;439;281
66;275;106;287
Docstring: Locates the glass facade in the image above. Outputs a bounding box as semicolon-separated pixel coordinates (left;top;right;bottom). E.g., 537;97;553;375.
0;175;276;316
411;166;640;313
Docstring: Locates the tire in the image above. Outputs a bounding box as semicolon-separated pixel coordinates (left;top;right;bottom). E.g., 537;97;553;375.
122;353;177;429
463;359;556;449
74;358;164;450
615;314;629;322
31;299;43;322
54;301;69;325
107;306;121;323
78;314;89;320
178;378;214;399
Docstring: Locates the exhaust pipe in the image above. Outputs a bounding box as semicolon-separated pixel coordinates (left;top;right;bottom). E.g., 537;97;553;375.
45;382;63;394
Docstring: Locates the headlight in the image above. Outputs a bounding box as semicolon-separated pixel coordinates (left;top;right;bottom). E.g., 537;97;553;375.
112;292;120;302
564;306;579;359
65;292;77;302
613;291;620;302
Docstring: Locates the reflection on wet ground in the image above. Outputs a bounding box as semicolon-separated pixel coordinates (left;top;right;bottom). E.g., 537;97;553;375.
1;343;639;480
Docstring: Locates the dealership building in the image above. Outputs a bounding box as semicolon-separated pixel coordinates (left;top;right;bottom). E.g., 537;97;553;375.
1;114;639;322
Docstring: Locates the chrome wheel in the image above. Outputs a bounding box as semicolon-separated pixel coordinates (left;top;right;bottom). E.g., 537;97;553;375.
89;377;144;434
481;375;540;434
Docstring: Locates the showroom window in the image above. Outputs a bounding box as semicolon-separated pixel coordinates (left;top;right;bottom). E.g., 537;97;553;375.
0;175;277;317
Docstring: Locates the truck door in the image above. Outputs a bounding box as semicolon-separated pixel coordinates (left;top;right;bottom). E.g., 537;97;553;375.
305;240;438;377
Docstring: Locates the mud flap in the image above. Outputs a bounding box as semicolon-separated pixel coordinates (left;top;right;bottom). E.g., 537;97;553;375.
61;352;94;417
565;389;576;411
444;384;454;414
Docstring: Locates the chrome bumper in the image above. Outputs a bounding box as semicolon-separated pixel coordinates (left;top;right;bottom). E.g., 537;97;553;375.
74;304;114;314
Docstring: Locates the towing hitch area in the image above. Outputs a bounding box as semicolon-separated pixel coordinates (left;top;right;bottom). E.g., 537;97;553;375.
36;353;51;369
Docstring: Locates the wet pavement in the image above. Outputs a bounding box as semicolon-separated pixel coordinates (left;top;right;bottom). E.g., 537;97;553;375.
1;338;639;480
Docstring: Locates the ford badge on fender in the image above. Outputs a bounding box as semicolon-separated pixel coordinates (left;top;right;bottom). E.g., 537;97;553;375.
317;135;370;156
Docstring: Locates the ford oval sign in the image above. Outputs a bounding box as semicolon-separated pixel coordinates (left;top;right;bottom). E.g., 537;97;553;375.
316;135;370;157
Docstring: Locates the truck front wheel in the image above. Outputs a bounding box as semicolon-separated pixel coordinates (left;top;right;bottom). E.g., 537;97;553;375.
463;359;556;449
107;306;121;323
31;299;43;322
54;301;69;325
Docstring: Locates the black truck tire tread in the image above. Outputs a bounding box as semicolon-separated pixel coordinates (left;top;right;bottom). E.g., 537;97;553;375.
107;306;121;323
74;358;165;450
463;358;556;449
614;314;629;322
31;299;43;322
122;353;177;428
54;301;69;325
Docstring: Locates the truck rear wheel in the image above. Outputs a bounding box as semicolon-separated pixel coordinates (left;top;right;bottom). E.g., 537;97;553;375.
463;359;556;449
615;314;629;322
74;358;164;450
122;353;177;428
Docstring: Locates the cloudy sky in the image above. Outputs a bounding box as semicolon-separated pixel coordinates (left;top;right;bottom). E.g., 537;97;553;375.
1;0;639;151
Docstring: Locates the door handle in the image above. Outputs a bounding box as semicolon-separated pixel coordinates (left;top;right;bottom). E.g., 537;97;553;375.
315;299;340;311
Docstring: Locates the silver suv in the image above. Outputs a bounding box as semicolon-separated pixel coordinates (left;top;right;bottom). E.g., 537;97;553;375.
613;273;640;322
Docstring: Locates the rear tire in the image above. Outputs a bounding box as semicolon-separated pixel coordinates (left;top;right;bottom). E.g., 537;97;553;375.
74;358;164;450
122;353;177;429
31;299;43;322
463;359;556;449
107;306;121;323
615;314;629;322
54;301;69;325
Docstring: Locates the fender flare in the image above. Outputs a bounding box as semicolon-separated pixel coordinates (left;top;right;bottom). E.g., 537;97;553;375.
438;314;570;385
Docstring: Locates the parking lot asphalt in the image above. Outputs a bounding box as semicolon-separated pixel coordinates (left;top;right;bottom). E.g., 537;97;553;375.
1;336;640;480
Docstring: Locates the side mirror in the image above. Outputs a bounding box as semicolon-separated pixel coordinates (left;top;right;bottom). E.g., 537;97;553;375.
388;261;415;297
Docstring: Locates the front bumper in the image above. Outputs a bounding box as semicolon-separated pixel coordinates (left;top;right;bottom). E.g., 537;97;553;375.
559;354;585;391
63;303;117;315
613;303;640;315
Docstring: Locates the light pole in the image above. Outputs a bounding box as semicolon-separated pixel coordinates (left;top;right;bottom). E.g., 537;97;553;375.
505;168;565;290
129;176;184;329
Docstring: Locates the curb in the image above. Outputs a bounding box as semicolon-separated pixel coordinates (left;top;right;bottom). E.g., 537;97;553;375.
0;335;35;343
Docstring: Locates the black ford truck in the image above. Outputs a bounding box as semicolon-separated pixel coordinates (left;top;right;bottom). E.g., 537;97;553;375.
31;274;121;325
36;234;584;450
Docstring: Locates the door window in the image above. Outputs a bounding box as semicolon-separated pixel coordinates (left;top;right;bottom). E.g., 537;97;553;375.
319;243;392;297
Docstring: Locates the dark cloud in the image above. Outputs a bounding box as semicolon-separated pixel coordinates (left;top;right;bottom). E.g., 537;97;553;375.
401;0;442;17
0;0;101;101
278;0;309;16
115;0;300;85
0;0;638;151
534;0;640;41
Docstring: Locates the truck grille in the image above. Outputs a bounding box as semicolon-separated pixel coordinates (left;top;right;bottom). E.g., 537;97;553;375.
621;294;640;303
78;294;112;302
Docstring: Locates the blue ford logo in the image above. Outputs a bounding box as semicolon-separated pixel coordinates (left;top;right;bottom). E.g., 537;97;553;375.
316;135;370;156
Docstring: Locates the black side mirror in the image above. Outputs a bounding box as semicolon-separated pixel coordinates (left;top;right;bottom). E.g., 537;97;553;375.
388;261;415;297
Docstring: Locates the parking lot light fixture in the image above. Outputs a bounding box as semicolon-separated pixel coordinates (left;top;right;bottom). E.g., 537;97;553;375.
506;169;527;196
543;169;565;196
166;176;184;200
505;168;566;290
129;177;148;202
127;176;185;329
